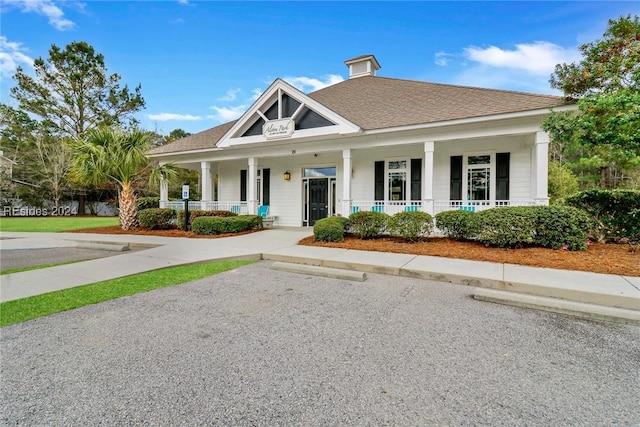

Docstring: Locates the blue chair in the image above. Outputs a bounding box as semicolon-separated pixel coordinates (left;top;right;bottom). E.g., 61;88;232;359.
351;206;360;214
231;205;240;214
257;205;269;219
405;205;419;212
459;205;476;212
371;205;384;213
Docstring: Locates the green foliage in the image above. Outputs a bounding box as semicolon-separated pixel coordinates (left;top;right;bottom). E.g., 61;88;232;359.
191;216;252;235
136;196;160;211
11;41;145;138
314;217;348;242
435;210;478;240
0;260;255;327
348;211;388;239
386;211;433;242
237;215;263;230
565;189;640;241
548;160;579;204
474;207;538;248
533;206;592;250
137;208;176;230
177;209;237;229
544;15;640;189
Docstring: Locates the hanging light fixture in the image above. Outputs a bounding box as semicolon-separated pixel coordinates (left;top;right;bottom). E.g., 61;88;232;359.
283;171;291;181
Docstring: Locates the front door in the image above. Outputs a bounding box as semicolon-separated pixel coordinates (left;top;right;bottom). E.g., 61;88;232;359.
309;178;329;226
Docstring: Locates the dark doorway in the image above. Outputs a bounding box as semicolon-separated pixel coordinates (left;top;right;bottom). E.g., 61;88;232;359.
309;178;328;226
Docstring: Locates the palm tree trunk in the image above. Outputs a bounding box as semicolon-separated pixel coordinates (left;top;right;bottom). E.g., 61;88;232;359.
119;182;138;230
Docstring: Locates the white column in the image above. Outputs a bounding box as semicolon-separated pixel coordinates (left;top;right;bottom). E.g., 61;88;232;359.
159;176;168;208
342;149;352;217
534;131;550;205
248;157;258;214
201;161;212;210
423;141;435;215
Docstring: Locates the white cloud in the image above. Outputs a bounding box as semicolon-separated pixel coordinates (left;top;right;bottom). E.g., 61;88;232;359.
177;0;189;4
217;88;241;102
4;0;74;31
170;18;185;25
283;74;344;92
147;113;202;121
208;105;247;122
463;41;580;76
434;52;453;67
249;88;263;101
0;36;34;79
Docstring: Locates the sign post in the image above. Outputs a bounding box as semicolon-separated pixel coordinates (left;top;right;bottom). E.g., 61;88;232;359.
182;183;190;231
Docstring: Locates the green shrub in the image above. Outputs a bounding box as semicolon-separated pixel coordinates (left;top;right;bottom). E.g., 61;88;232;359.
533;205;592;250
236;215;263;230
348;211;388;239
387;211;433;242
136;196;160;211
177;209;237;229
314;217;348;242
474;207;537;248
565;189;640;241
191;216;251;235
137;208;176;230
435;210;478;240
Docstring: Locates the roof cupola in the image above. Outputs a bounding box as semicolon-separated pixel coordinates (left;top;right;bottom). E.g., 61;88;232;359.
344;54;381;79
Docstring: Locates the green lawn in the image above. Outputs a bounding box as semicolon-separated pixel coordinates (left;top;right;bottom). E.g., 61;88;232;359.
0;216;120;232
0;259;256;327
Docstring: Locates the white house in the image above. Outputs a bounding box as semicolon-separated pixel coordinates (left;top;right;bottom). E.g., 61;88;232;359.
148;55;575;227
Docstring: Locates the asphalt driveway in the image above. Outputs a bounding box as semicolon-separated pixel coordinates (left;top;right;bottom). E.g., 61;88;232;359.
1;261;639;425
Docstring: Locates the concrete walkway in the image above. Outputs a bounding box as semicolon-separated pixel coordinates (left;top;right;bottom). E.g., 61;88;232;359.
1;228;639;323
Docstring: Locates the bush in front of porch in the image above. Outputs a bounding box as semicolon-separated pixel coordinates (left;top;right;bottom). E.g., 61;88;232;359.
387;211;434;242
348;211;388;239
314;217;349;242
138;208;176;230
177;209;238;230
191;215;262;235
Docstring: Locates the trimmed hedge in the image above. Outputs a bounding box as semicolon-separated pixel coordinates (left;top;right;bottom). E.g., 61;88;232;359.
533;205;592;250
474;207;537;248
236;215;263;230
435;210;478;240
191;216;251;235
314;217;349;242
136;196;160;211
387;211;433;242
348;211;388;239
177;209;237;229
565;189;640;241
137;208;176;230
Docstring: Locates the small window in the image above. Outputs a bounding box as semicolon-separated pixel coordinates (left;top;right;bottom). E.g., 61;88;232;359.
388;160;407;170
304;167;336;177
468;155;490;165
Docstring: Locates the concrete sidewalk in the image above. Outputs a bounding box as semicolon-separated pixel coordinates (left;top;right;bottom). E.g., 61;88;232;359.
1;229;639;323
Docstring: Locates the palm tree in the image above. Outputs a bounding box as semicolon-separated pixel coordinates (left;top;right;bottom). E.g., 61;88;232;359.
68;127;174;230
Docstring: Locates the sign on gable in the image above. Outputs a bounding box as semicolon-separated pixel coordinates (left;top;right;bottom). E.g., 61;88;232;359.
263;118;294;139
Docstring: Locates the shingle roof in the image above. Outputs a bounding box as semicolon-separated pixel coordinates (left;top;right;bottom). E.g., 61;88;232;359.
149;76;570;155
148;120;236;155
308;76;569;130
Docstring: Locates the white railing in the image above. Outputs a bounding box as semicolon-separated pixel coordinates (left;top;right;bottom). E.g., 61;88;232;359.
433;200;537;215
160;200;249;215
350;200;422;216
350;200;537;216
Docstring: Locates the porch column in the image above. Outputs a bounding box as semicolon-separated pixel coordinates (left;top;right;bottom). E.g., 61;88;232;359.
533;131;550;205
159;176;168;208
248;157;258;214
423;141;435;215
342;149;352;217
201;161;212;210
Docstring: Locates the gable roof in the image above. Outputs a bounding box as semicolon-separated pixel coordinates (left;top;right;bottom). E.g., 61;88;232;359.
149;76;570;156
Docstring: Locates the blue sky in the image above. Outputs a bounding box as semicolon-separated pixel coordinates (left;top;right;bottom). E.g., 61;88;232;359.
1;1;638;135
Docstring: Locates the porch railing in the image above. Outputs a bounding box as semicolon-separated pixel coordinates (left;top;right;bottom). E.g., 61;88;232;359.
160;201;249;215
350;200;537;215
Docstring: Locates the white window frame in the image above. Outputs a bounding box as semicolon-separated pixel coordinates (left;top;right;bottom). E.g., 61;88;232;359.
463;152;495;204
385;158;410;202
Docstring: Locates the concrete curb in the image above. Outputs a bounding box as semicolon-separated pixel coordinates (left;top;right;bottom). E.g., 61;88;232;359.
474;287;640;325
271;261;367;282
75;242;130;252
